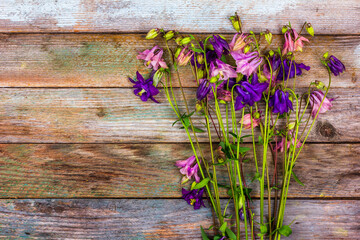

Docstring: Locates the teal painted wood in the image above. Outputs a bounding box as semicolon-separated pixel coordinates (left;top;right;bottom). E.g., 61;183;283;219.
0;0;359;34
0;199;357;239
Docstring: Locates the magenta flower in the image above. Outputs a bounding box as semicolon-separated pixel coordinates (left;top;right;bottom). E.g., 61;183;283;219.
210;59;237;80
129;71;159;103
232;51;263;76
182;187;205;210
241;113;260;129
276;130;302;152
177;47;194;66
137;46;168;70
217;89;232;102
309;90;334;118
282;29;309;55
327;55;345;76
229;33;249;54
175;155;201;183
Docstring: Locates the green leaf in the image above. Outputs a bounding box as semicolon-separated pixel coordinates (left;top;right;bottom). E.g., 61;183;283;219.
260;224;268;234
213;236;222;240
229;131;238;138
226;228;237;240
200;226;210;240
278;225;292;237
291;171;304;186
193;178;210;189
193;48;203;53
219;222;227;234
212;158;237;166
193;126;205;133
238;146;251;154
258;135;264;145
251;172;261;182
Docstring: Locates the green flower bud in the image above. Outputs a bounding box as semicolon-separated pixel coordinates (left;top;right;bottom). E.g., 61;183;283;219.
229;13;242;33
314;80;327;90
175;37;182;45
207;44;214;51
282;26;288;34
174;47;182;58
219;100;226;104
197;54;204;64
244;45;251;53
197;69;204;79
180;37;191;45
236;74;243;83
153;68;165;87
306;23;314;36
145;29;160;40
288;122;295;130
268;50;274;57
264;30;273;45
323;51;329;59
253;112;260;119
195;102;203;112
210;76;218;83
164;30;175;41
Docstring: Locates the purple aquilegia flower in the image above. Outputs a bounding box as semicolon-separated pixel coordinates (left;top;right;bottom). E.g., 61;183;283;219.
275;130;302;152
326;55;345;76
232;51;263;76
282;29;309;55
239;207;251;221
276;59;310;81
129;71;159;103
269;90;293;115
309;90;334;118
175;155;201;183
234;75;269;111
210;35;230;58
182;187;205;210
210;59;237;80
137;46;168;70
197;79;213;101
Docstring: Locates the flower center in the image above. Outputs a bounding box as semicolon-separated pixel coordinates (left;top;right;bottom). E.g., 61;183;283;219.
190;198;196;205
137;89;146;96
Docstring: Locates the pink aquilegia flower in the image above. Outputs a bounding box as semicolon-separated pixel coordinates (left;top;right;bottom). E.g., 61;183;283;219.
309;90;334;118
177;47;194;66
137;46;168;70
229;33;249;55
282;29;309;55
232;51;263;76
276;130;302;152
210;59;237;80
175;155;201;184
241;113;260;129
217;89;232;102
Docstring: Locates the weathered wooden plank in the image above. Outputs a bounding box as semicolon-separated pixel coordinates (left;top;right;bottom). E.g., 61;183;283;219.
0;199;357;239
0;143;358;198
0;34;358;87
0;88;358;143
0;0;359;34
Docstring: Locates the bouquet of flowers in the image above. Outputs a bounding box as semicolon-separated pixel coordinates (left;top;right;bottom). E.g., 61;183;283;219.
128;13;345;240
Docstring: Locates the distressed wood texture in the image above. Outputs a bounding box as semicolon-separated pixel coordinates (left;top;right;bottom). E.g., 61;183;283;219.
0;143;358;198
0;199;358;239
0;0;359;34
0;34;359;87
0;88;358;143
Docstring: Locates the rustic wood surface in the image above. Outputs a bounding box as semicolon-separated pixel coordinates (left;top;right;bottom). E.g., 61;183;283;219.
0;0;359;239
0;34;358;87
0;0;359;34
0;143;358;199
0;199;358;239
0;88;358;143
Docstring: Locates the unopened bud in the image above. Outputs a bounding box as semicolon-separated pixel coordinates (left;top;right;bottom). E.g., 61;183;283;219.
314;80;327;90
323;51;329;59
264;30;273;45
282;26;288;34
236;74;243;83
306;23;314;36
153;69;165;87
244;45;250;53
174;48;182;58
253;112;260;119
229;13;242;33
268;50;274;57
180;37;191;45
164;30;175;40
197;69;204;79
197;54;204;64
195;102;202;112
210;76;218;83
175;37;182;45
288;122;295;130
145;28;159;39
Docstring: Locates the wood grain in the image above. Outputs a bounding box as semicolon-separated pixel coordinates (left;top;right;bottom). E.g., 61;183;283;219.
0;199;357;239
0;88;358;143
0;34;358;87
0;143;358;198
0;0;359;34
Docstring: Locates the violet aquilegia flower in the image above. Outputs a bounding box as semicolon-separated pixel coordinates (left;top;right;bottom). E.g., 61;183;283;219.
137;45;168;70
263;54;281;82
176;47;194;66
309;90;334;118
275;130;302;152
239;207;251;222
326;55;346;76
129;71;160;103
234;74;269;111
282;29;309;55
210;59;237;80
241;113;260;129
175;155;201;184
232;51;263;76
276;59;310;81
182;187;205;210
269;89;293;115
196;79;212;101
210;35;230;58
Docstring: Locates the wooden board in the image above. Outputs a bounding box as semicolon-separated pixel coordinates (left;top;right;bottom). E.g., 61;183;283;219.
0;199;357;239
0;143;358;198
0;88;358;143
0;34;358;87
0;0;359;34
